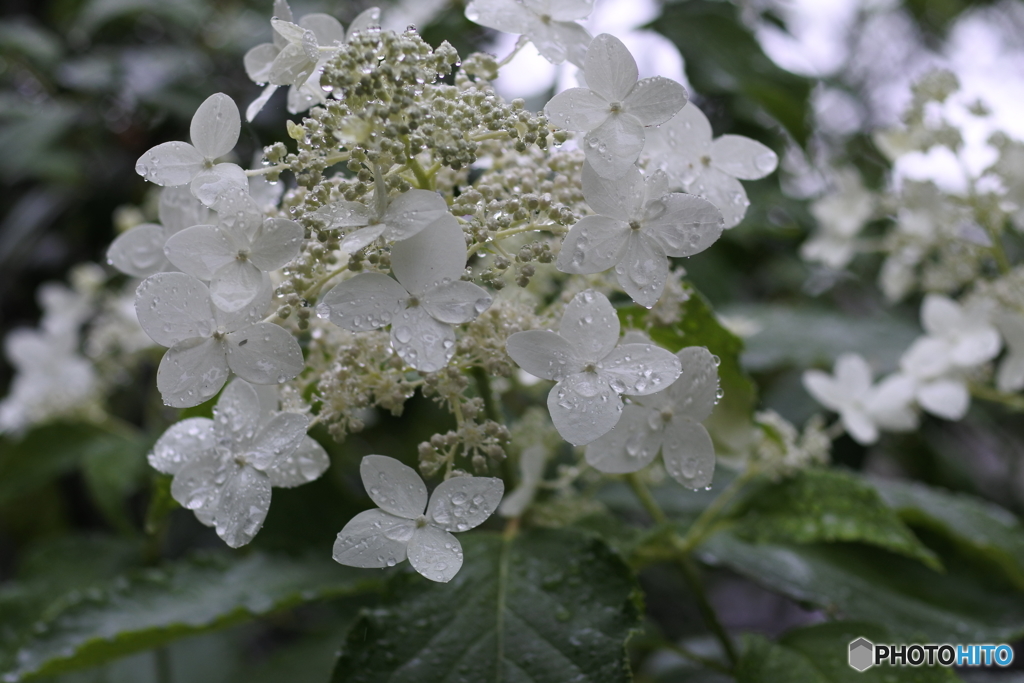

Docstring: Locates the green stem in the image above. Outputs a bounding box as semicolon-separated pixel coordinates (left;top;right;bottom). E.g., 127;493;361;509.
472;366;503;424
154;646;172;683
970;384;1024;412
679;469;756;553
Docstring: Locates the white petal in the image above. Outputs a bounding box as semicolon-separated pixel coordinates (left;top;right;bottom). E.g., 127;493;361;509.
917;379;969;420
270;18;308;44
601;342;682;396
643;104;712;172
950;328;1001;367
170;448;222;519
544;0;594;21
135;272;215;347
163;224;238;281
427;476;504;532
266;435;330;488
498;445;547;517
159;185;213;234
157;337;230;408
643;193;724;257
213;273;273;331
614;233;669;308
547;373;623;445
645;170;670;204
268;37;317;86
584;403;661;473
136;142;203;187
299;13;345;45
249;217;303;271
920;294;964;337
900;336;953;381
246;84;279;122
833;353;873;396
190;93;240;160
360;454;428;519
317;272;407;331
802;370;846;412
408;526;463;583
506;330;581;381
465;0;533;33
287;80;325;115
556;216;629;274
582;162;644;221
381;190;450;242
420;281;492;324
316;200;373;229
150;417;216;474
710;135;778;180
548;20;592;68
225;322;304;385
669;346;719;421
390;306;456;372
214;377;262;448
686;168;749;229
584;114;645;179
340;223;387;253
998;353;1024;393
211;186;265;239
215;465;271;548
559;289;620;362
661;418;715;489
107;223;170;277
391;214;466;295
211;260;265;313
272;0;294;33
840;407;879;445
866;374;919;432
250;412;308;471
347;7;381;39
584;33;638;102
191;163;247;207
333;509;413;568
244;43;279;84
543;88;610;132
624;76;687;127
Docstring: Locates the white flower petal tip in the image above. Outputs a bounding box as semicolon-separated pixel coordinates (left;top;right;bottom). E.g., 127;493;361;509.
465;0;594;66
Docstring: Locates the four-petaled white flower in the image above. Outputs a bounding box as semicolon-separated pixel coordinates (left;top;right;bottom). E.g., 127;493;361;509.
244;1;381;121
995;312;1024;393
586;346;719;488
135;93;247;207
803;353;917;445
897;295;1001;420
135;272;304;408
465;0;593;67
333;455;504;583
557;163;723;307
107;187;213;278
163;191;303;312
642;102;778;228
318;215;492;373
505;289;682;445
544;33;688;179
150;378;329;548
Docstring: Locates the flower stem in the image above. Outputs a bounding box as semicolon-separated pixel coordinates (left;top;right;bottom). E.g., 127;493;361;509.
497;35;529;68
970;383;1024;412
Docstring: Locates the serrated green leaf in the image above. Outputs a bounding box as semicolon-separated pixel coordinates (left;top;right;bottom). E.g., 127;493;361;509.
872;479;1024;589
701;531;1024;643
333;529;642;683
727;469;941;570
1;552;380;681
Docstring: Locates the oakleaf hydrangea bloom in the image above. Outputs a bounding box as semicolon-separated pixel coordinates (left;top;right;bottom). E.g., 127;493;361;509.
995;313;1024;393
318;215;492;372
465;0;593;67
163;203;303;312
150;379;328;548
802;353;917;445
897;294;1001;420
506;290;682;445
333;455;503;582
586;347;719;488
557;163;723;307
544;33;687;178
643;102;778;228
135;272;303;407
135;93;246;206
107;188;212;278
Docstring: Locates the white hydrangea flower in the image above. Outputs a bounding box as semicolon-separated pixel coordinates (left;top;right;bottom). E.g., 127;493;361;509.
801;168;875;270
163;192;303;313
995;313;1024;393
107;188;212;278
465;0;593;67
544;33;687;179
149;378;328;548
315;174;450;254
505;290;682;445
802;353;917;445
897;294;1001;420
497;445;548;517
134;272;303;408
317;215;492;373
333;455;504;583
135;93;246;206
244;1;381;121
585;347;719;488
557;163;723;307
642;102;778;228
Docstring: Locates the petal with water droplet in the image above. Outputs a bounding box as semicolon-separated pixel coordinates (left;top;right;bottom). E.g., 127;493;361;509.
244;43;279;84
710;135;777;180
360;454;427;519
390;306;456;373
225;322;304;385
333;509;414;568
547;373;622;446
543;87;610;132
191;163;247;207
584;33;638;102
668;346;719;422
266;435;330;488
214;378;263;448
581;162;644;221
150;417;216;475
170;447;222;523
506;330;580;382
556;215;629;275
157;336;230;408
601;342;681;396
584;113;645;179
391;214;466;295
623;75;687;127
644;192;723;258
164;224;239;281
560;289;619;362
347;7;381;40
585;403;661;473
420;280;492;324
661;417;714;490
215;464;271;548
107;223;170;277
135;272;215;347
427;476;504;532
615;232;668;308
250;217;303;271
249;412;308;471
136;142;204;187
211;259;265;313
318;272;407;332
408;525;463;583
159;186;213;235
381;189;450;243
190;93;241;161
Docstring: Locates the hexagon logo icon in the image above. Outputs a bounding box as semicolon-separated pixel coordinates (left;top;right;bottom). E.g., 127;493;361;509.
849;638;874;672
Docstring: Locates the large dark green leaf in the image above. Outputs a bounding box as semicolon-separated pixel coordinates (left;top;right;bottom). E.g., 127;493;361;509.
333;529;642;683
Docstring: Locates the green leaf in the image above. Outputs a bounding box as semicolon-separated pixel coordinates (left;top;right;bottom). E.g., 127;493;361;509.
1;552;380;681
700;531;1024;643
620;286;757;456
652;1;813;145
333;529;642;683
81;432;152;533
872;479;1024;589
738;622;959;682
728;469;941;570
